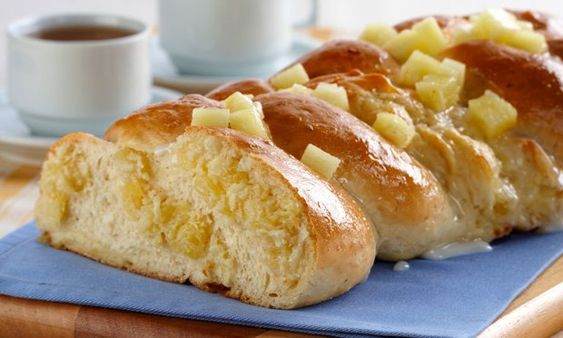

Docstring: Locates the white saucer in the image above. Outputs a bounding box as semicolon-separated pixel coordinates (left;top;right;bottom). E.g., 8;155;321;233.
151;35;320;94
0;86;182;167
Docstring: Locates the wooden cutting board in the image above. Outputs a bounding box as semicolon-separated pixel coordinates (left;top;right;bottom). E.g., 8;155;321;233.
0;256;561;338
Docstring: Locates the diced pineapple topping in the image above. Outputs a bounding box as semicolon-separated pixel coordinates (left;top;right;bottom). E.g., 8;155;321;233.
199;92;270;139
453;9;547;53
270;63;310;90
360;23;398;47
399;51;443;85
399;51;465;87
253;101;265;118
223;92;254;112
398;51;465;110
191;107;230;128
372;112;415;148
384;17;447;62
415;75;460;111
278;83;314;96
441;58;466;85
467;90;518;138
451;22;474;45
300;144;341;180
229;107;269;139
471;8;521;38
497;29;547;53
312;83;350;111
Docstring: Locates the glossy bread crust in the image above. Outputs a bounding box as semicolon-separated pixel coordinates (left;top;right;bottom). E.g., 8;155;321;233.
206;79;274;101
444;40;563;165
104;94;223;150
274;39;400;80
256;92;459;260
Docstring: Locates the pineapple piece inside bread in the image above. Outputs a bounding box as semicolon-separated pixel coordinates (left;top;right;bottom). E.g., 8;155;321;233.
36;128;375;309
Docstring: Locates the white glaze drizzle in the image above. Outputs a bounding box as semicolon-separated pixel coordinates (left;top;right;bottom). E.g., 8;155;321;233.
421;240;492;260
393;260;410;272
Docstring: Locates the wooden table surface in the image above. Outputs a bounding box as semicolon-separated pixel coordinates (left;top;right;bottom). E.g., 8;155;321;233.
0;163;562;337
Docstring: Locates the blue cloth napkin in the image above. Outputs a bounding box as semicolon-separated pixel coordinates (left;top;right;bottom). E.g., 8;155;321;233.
0;223;561;338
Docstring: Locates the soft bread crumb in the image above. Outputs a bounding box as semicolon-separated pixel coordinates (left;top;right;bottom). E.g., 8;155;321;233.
36;131;316;308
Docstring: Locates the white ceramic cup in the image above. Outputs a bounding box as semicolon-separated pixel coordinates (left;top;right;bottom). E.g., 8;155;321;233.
159;0;315;76
7;14;151;137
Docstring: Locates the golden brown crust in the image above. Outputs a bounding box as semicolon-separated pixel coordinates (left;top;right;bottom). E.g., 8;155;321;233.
274;39;399;80
203;78;460;259
256;92;458;259
304;71;400;98
201;78;459;258
206;79;274;101
443;40;563;165
104;94;223;150
256;92;444;224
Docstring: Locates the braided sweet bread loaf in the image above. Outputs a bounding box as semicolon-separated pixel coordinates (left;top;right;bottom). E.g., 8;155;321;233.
35;8;562;308
207;9;563;259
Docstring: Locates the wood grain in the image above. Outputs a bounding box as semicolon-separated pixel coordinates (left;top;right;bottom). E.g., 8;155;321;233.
0;296;78;338
500;255;563;315
0;256;560;338
479;283;563;338
0;296;323;338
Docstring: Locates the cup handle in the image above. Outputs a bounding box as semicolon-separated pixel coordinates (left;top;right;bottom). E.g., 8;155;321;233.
293;0;318;28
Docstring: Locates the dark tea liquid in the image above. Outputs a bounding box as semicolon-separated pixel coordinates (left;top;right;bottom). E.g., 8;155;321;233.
32;25;136;41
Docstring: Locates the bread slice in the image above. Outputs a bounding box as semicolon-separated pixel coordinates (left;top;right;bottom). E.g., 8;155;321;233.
36;127;376;309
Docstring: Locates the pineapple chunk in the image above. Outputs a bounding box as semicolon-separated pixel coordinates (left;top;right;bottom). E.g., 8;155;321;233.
467;90;518;138
360;23;398;47
253;101;264;118
372;113;415;148
399;51;444;86
300;144;341;180
223;92;254;112
453;9;547;53
270;63;310;90
278;83;313;96
384;17;447;62
498;29;547;53
471;8;520;40
229;107;269;139
312;83;350;111
41;189;69;226
441;58;466;85
383;29;419;63
414;17;448;56
122;178;146;219
517;21;534;31
399;51;466;102
399;51;466;87
415;75;460;111
191;107;229;128
452;22;475;45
